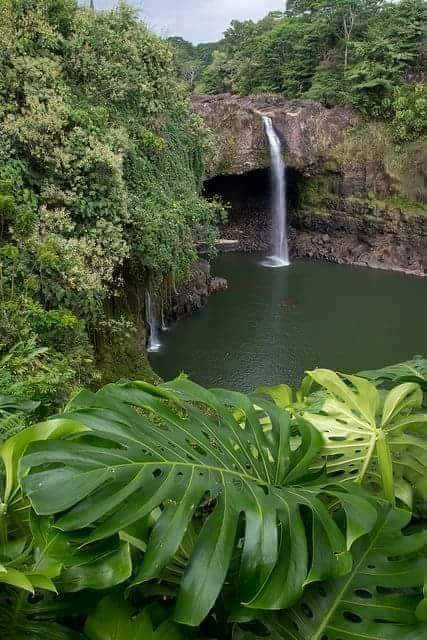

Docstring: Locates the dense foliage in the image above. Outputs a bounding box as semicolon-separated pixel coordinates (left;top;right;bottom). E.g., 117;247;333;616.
0;0;221;407
0;360;425;638
199;0;426;128
168;37;218;89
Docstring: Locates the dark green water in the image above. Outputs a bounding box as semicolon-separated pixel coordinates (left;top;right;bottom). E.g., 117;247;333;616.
150;254;426;391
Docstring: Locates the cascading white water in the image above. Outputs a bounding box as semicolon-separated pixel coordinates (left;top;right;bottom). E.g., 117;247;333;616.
161;305;169;332
146;291;161;352
262;115;290;267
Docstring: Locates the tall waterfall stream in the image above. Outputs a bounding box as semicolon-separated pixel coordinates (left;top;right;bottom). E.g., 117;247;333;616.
146;290;161;352
262;115;290;267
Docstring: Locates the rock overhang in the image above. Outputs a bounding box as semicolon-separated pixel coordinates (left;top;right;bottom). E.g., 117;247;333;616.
192;93;359;178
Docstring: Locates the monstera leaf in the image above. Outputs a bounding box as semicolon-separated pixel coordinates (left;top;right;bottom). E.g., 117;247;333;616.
21;379;377;626
0;588;86;640
359;357;427;392
85;596;185;640
259;506;427;640
30;516;132;593
302;370;427;506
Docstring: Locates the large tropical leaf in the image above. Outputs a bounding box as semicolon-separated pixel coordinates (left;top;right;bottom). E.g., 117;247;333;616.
1;418;89;504
84;596;185;640
0;395;39;442
0;587;86;639
0;421;93;599
359;357;427;392
302;370;427;507
21;379;377;626
259;506;427;640
31;516;133;593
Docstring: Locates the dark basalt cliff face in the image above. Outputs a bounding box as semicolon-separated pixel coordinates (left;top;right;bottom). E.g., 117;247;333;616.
193;94;426;276
192;93;359;176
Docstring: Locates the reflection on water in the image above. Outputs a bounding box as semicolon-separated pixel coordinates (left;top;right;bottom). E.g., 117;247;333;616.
150;254;426;392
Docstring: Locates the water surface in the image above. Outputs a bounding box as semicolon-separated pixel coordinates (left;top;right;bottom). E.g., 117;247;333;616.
151;254;426;391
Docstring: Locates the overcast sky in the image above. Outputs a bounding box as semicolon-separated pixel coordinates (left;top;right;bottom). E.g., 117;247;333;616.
92;1;286;43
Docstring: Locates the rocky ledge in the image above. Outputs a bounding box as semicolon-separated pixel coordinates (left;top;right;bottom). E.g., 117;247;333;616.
291;208;425;276
220;200;425;276
192;93;359;176
173;260;228;317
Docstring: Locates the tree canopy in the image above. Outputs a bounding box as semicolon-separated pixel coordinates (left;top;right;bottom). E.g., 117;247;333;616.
198;0;426;125
0;0;221;408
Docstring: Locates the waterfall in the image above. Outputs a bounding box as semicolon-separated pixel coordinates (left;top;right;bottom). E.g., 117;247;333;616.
262;115;290;267
161;305;169;331
146;291;161;352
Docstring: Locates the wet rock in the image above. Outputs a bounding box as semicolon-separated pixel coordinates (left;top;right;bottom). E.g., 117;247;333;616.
209;277;228;294
172;261;228;319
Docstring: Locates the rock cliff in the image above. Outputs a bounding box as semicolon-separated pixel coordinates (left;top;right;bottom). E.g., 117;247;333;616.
192;93;359;176
193;93;426;276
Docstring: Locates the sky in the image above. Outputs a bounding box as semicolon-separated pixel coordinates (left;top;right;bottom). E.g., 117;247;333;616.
92;1;287;43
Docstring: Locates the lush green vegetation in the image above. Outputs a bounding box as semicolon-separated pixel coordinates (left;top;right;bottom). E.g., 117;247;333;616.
0;0;222;409
0;359;425;638
0;4;425;636
198;0;426;134
168;37;218;90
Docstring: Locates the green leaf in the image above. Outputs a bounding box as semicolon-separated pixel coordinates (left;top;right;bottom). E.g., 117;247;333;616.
260;506;427;640
31;516;132;592
58;541;132;593
84;596;185;640
22;379;377;626
0;395;39;417
303;370;426;506
0;589;86;639
255;385;293;409
359;358;427;391
1;419;89;503
0;565;34;593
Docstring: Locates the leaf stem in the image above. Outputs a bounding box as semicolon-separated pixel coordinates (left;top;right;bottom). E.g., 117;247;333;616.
0;502;7;545
376;430;395;503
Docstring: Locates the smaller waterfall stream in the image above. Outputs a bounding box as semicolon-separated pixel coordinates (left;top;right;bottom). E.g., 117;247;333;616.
262;115;290;267
146;291;161;352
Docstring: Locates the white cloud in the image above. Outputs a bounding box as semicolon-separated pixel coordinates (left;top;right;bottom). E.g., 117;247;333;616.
93;0;286;42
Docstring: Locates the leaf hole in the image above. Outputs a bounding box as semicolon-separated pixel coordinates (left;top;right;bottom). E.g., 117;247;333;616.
354;589;372;599
327;469;346;477
343;611;362;623
374;618;397;624
376;586;393;595
301;603;313;618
